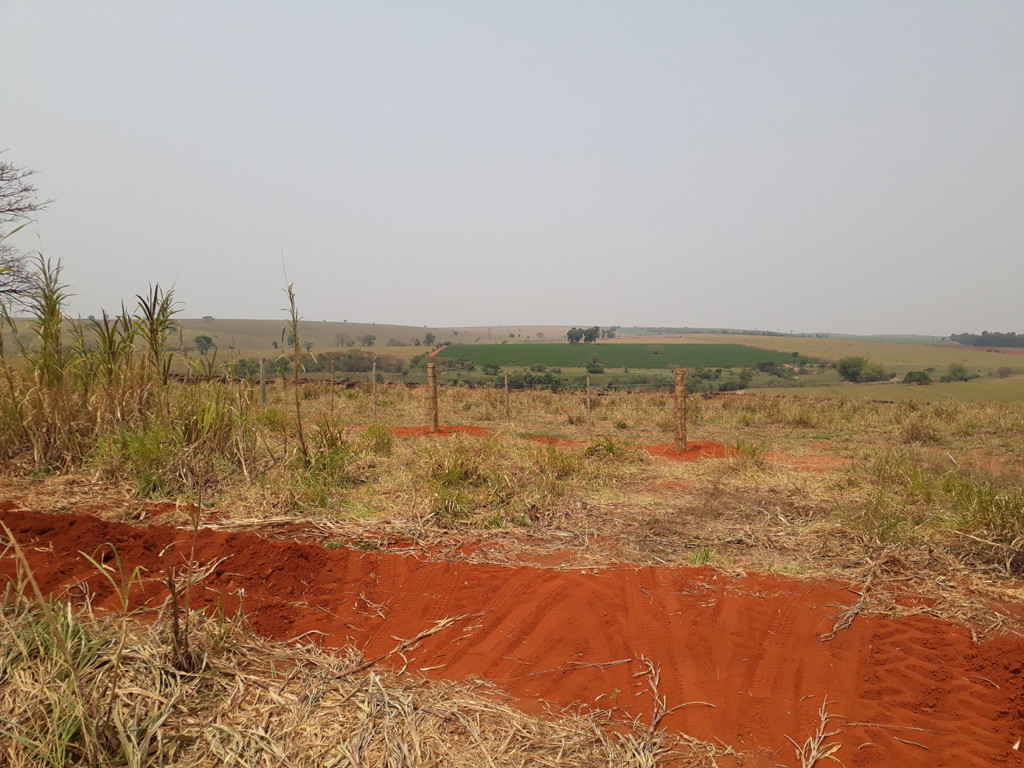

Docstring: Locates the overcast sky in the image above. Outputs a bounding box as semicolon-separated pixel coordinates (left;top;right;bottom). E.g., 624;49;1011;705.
2;2;1022;335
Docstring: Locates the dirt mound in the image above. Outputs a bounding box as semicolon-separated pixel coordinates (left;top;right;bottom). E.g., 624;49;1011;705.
2;506;1021;767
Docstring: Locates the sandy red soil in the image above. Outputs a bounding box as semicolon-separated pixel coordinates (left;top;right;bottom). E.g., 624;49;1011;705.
2;503;1021;767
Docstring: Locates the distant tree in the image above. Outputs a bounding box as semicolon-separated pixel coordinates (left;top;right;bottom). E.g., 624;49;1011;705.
860;362;888;382
360;334;376;347
233;358;260;378
424;332;436;346
567;327;584;344
194;334;214;356
950;331;1024;348
303;341;314;353
837;356;867;382
334;333;348;347
997;366;1013;379
903;371;932;385
944;362;971;382
649;345;662;356
583;326;600;343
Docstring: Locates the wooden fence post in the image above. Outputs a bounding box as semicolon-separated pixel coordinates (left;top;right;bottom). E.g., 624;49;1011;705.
504;371;511;424
372;361;378;420
427;362;439;432
259;358;267;408
586;374;593;434
674;368;688;452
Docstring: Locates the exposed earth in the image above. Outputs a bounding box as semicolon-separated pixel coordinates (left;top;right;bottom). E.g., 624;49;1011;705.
2;494;1022;767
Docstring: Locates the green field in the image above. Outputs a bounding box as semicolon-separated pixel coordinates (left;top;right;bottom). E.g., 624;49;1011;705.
436;343;805;369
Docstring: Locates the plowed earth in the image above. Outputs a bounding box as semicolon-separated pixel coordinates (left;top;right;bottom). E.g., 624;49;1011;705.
2;502;1022;767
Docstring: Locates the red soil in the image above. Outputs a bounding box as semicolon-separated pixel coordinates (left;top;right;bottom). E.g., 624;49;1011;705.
2;504;1021;767
644;441;734;461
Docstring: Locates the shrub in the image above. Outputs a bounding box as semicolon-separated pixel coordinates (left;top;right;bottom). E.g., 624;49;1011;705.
903;371;932;385
942;362;971;382
860;362;888;382
837;356;867;382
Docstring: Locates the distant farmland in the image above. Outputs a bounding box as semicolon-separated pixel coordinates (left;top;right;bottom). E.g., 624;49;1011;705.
436;343;808;369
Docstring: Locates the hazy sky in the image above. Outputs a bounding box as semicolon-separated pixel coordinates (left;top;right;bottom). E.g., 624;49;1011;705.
2;2;1022;335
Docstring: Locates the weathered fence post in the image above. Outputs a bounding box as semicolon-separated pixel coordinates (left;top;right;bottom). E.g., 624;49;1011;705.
674;368;688;452
427;362;439;432
504;370;511;424
259;358;267;408
586;374;593;434
372;361;378;420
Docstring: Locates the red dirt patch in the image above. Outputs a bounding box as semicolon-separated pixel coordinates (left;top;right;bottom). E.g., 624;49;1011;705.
2;507;1021;767
767;453;851;472
644;441;734;461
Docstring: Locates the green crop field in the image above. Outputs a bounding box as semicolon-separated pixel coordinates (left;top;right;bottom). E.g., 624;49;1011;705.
436;343;806;369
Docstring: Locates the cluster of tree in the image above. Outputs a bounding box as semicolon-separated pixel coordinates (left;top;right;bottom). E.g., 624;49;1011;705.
567;326;598;343
232;350;407;378
754;361;796;379
836;356;892;383
306;349;405;374
903;371;932;385
566;326;615;343
940;362;977;382
334;333;377;347
950;331;1024;348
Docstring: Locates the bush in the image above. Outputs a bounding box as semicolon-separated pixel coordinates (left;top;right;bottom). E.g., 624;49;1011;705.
942;362;972;383
836;356;867;382
903;371;932;385
860;362;889;382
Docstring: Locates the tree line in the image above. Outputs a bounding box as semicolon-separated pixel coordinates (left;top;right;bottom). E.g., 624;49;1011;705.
950;331;1024;348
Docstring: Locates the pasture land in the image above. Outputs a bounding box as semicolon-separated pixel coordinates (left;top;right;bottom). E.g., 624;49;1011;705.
759;375;1024;403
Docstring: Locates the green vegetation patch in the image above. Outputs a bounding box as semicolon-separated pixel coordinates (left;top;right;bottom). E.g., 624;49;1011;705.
437;343;810;370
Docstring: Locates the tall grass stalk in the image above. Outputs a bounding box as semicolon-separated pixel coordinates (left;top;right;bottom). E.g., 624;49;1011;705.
282;283;308;462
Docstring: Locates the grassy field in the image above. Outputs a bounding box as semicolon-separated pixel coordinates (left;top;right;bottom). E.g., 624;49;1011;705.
437;342;806;369
758;375;1024;403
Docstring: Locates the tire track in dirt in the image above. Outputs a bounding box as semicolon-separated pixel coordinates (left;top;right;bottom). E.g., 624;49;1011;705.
1;505;1022;767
